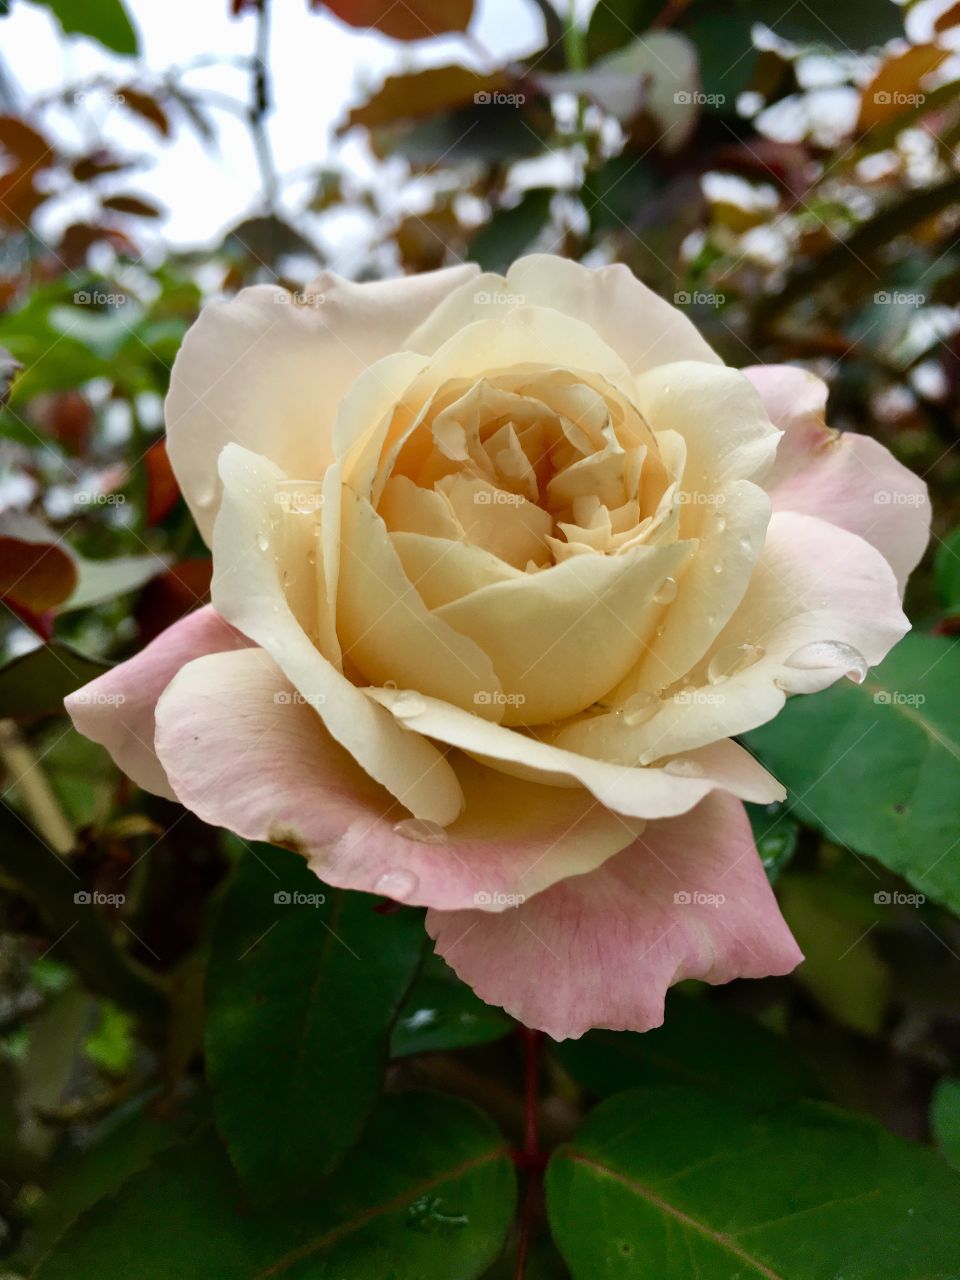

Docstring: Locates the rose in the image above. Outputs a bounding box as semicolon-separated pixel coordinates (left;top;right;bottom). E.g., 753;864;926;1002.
66;255;928;1039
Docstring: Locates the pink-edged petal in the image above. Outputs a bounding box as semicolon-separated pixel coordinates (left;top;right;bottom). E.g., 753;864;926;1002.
154;648;644;911
165;264;478;544
745;364;930;592
426;792;802;1040
64;605;247;799
550;509;909;762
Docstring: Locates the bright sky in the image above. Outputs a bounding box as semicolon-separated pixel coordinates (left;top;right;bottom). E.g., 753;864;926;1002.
0;0;577;248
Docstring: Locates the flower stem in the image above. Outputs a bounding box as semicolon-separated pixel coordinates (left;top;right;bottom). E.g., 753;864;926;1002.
514;1025;544;1280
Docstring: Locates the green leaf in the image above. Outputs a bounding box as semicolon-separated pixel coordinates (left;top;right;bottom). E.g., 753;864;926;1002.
935;526;960;617
746;800;799;883
547;1084;960;1278
30;0;139;55
391;952;513;1057
0;642;109;719
586;0;661;61
205;845;424;1203
932;1077;960;1171
552;991;820;1105
35;1094;516;1279
743;0;903;48
746;633;960;914
582;153;657;236
468;189;553;273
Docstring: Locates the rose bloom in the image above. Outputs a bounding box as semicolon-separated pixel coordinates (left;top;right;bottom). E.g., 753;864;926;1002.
67;256;929;1039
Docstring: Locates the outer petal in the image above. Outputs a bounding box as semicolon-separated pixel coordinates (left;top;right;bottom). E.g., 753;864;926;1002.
406;254;722;375
426;791;802;1040
744;364;930;592
64;605;247;799
211;444;464;825
552;510;910;762
154;648;642;910
165;265;478;543
366;687;785;818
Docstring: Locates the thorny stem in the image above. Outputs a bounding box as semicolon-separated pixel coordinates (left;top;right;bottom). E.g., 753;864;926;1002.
514;1026;545;1280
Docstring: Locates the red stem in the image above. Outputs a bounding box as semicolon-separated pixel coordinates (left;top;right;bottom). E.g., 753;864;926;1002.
514;1026;544;1280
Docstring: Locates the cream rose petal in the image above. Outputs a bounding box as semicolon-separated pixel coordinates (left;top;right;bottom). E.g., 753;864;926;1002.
366;687;784;818
211;443;463;825
165;265;477;543
154;648;642;911
406;254;722;375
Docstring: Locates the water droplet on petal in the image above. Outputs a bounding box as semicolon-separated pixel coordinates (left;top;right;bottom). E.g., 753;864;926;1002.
622;691;660;726
257;529;270;552
393;819;448;846
707;642;765;685
392;689;427;719
653;575;678;604
664;757;705;778
784;641;867;683
711;512;727;534
375;867;421;899
712;561;723;575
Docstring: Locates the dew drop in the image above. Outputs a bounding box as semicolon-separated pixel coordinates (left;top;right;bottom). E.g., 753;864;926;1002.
712;561;723;575
707;642;765;685
624;696;660;727
392;689;427;719
622;691;660;726
375;867;421;899
784;641;867;683
653;575;678;605
711;512;727;534
393;819;449;846
664;757;705;778
256;529;270;552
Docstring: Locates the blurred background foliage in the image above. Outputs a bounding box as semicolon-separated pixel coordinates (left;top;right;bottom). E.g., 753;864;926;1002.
0;0;960;1275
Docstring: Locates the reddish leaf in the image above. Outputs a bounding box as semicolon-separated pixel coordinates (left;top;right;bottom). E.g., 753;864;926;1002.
117;86;171;139
58;222;139;266
28;390;94;456
323;0;473;41
102;193;163;218
0;517;78;613
0;115;55;168
343;65;509;132
145;439;180;525
858;44;949;131
72;150;133;183
135;559;213;643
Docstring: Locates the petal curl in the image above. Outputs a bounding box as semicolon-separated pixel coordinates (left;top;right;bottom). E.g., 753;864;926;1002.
64;605;246;799
426;792;802;1039
154;649;642;910
745;363;930;592
166;265;477;543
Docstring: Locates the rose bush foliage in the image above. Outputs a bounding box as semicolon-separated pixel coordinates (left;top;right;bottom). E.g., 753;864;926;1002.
66;255;929;1039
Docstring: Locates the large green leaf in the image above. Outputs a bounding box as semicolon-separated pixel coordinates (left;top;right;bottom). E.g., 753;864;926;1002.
547;1084;960;1278
391;952;513;1057
935;526;960;618
35;1094;516;1279
31;0;138;55
0;643;109;719
746;633;960;913
468;189;553;273
205;845;424;1202
552;992;820;1105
